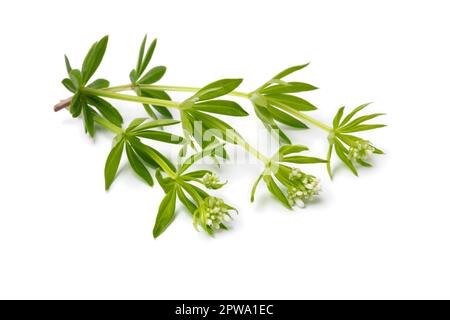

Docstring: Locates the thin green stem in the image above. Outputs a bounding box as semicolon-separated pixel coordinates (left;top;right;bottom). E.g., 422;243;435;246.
231;133;270;164
107;84;251;98
62;83;332;133
279;104;332;132
85;86;268;166
94;116;122;135
82;87;180;109
106;84;331;132
326;144;333;179
86;84;330;161
144;148;177;178
106;84;132;92
144;85;250;98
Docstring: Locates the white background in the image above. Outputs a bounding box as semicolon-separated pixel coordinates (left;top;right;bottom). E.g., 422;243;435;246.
0;0;449;299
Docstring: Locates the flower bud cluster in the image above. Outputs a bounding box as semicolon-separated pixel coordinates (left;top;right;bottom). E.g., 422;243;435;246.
194;197;234;232
287;168;321;207
348;140;375;161
202;172;223;189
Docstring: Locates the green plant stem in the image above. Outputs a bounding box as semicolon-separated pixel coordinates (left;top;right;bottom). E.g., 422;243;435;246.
106;84;331;132
82;87;180;109
279;104;332;132
144;151;177;179
94;116;123;135
234;135;270;164
82;85;327;167
85;86;270;164
107;84;251;99
58;84;332;133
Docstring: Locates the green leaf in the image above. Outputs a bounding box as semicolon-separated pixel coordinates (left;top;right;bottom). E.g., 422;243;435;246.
128;137;176;172
62;78;76;93
281;155;327;164
140;88;171;100
260;82;317;95
136;35;147;76
266;94;317;111
177;186;197;214
178;143;188;158
357;159;372;167
193;79;243;101
263;175;291;209
126;118;148;132
336;134;363;146
149;147;177;173
250;174;263;202
333;107;345;128
191;184;211;200
142;104;158;120
132;145;158;167
81;35;109;84
182;183;210;203
129;69;138;83
193;100;248;117
82;106;95;137
334;140;358;176
139;38;157;78
253;104;291;144
180;112;194;137
272;63;309;80
278;145;309;156
340;103;372;126
130;119;180;132
104;138;125;190
374;147;384;155
139;89;173;118
210;138;229;160
267;105;308;128
153;187;177;238
340;113;385;130
69;69;82;89
181;170;212;181
339;124;386;133
191;136;228;161
138;66;166;84
86;95;123;127
190;110;242;144
87;79;110;89
64;55;72;75
133;130;185;144
70;93;83;117
180;141;225;173
155;169;174;193
134;87;161;119
125;143;153;187
152;107;172;120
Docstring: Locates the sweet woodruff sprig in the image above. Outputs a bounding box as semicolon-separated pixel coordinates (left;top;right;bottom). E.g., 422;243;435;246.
153;141;237;237
54;35;386;238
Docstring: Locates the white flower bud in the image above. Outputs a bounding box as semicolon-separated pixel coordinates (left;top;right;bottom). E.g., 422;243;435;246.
193;196;237;234
348;140;375;161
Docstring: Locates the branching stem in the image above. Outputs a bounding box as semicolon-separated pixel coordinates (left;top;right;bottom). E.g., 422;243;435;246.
107;84;331;132
107;84;251;98
82;87;180;109
55;84;331;133
55;84;330;167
